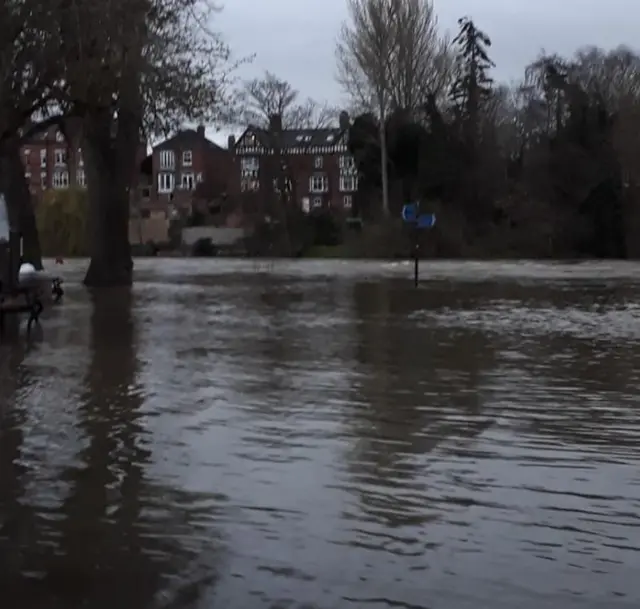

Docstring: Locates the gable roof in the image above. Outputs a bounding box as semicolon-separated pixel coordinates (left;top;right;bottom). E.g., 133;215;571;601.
234;125;348;153
153;129;224;152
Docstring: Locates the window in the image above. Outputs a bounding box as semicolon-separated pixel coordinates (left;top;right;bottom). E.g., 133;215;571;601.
240;178;259;192
54;149;67;166
55;131;64;142
241;156;259;171
23;149;31;163
182;150;192;166
159;150;175;170
343;195;352;208
312;197;322;208
309;174;328;193
77;169;86;187
314;156;323;169
196;172;203;182
339;175;357;192
78;149;84;166
181;172;195;190
40;172;47;188
52;171;69;189
25;172;31;182
40;149;47;167
339;155;355;170
158;172;174;193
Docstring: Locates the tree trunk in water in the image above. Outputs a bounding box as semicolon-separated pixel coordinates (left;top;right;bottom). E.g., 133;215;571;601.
82;109;138;287
0;139;43;269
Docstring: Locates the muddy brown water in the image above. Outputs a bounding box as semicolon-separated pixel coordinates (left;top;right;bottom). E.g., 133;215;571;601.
1;259;640;609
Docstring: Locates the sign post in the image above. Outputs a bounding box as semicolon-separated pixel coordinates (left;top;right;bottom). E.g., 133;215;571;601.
401;202;436;287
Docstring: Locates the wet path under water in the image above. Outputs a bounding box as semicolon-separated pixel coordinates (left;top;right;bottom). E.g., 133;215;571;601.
1;259;640;608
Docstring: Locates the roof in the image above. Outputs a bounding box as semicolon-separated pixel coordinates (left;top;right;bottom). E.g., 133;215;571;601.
235;125;346;152
153;129;224;152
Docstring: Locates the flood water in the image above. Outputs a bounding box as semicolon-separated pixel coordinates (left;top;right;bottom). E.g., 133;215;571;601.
2;259;640;609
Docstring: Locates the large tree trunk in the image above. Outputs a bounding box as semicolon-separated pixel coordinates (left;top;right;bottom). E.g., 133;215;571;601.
82;106;139;287
0;139;43;270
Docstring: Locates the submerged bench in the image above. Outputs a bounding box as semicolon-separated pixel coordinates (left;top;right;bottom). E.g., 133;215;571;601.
0;283;44;336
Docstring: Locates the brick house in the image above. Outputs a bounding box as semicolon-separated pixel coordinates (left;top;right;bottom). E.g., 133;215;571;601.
21;125;87;194
21;124;148;198
231;115;358;215
149;126;233;217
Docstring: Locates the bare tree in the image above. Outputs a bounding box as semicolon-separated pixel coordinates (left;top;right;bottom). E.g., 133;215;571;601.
387;0;452;113
336;0;398;216
336;0;448;216
240;71;337;129
46;0;241;285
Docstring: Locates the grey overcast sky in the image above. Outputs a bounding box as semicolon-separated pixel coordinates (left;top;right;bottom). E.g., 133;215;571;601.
211;0;637;141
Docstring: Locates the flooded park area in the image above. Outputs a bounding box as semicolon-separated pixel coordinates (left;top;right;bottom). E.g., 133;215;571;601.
1;258;640;608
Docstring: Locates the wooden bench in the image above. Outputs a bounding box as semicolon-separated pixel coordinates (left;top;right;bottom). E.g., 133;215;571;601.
0;283;44;336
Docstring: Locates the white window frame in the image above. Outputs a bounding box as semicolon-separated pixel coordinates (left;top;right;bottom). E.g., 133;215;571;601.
55;131;64;142
309;174;328;193
54;149;67;166
78;148;84;166
312;196;322;208
241;156;259;171
339;175;357;192
77;169;86;187
159;150;175;170
40;149;47;167
25;171;31;182
196;172;203;182
40;172;47;188
181;172;195;190
240;179;259;192
314;155;323;169
158;172;174;193
182;150;192;166
52;170;69;189
343;195;352;208
339;155;355;170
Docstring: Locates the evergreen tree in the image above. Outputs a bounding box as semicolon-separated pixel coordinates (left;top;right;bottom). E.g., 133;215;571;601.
449;17;495;148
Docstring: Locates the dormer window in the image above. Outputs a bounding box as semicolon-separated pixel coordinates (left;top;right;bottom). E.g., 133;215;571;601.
182;150;192;166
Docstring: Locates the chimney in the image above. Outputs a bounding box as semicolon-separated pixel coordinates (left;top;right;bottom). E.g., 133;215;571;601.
268;114;282;133
228;135;236;149
197;125;205;137
339;111;350;132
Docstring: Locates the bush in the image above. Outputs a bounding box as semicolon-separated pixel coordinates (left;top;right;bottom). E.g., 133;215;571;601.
35;188;88;256
310;211;342;246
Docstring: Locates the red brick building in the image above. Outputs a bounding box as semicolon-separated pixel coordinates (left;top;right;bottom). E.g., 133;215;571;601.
231;116;358;214
21;126;86;194
147;126;233;217
21;124;147;198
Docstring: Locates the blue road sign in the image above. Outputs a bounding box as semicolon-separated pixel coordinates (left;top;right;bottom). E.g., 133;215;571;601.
401;203;417;222
417;213;436;228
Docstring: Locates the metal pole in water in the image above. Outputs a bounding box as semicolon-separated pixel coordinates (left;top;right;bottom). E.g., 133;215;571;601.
413;236;419;287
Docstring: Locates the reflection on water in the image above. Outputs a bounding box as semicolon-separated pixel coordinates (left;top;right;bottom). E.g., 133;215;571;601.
1;259;640;608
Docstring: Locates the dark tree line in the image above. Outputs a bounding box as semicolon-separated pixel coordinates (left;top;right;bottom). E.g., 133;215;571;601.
343;9;640;258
